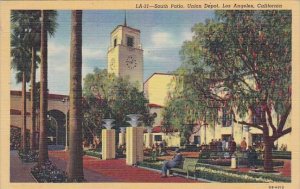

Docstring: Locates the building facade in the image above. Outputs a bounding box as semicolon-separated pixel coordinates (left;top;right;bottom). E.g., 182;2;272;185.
143;74;291;150
107;24;144;91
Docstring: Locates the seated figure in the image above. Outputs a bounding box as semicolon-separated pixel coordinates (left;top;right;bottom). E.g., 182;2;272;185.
161;148;183;177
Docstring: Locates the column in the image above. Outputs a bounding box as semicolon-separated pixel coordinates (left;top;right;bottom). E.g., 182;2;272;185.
119;127;126;147
126;127;144;165
102;129;116;160
119;133;126;146
145;133;153;148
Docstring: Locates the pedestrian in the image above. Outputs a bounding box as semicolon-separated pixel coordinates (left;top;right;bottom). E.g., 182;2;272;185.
222;138;226;151
151;144;157;161
240;137;247;151
247;146;258;168
217;139;222;152
209;139;214;151
229;138;236;156
161;148;183;177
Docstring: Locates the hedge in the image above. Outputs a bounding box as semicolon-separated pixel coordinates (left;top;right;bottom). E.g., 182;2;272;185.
195;163;291;183
138;160;290;183
84;150;102;158
272;151;291;159
198;159;284;167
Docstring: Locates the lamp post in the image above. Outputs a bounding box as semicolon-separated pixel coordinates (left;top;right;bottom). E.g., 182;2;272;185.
62;97;69;151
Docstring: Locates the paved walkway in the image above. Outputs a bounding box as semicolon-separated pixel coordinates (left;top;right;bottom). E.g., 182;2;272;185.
49;152;115;182
10;150;36;182
49;151;200;182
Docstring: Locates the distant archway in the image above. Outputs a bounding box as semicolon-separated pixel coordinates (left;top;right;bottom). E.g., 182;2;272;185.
47;109;66;145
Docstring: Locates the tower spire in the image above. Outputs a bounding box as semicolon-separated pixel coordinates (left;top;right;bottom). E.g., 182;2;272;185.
124;10;127;26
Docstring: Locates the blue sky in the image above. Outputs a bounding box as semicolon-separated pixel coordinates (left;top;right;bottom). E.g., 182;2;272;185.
11;10;214;95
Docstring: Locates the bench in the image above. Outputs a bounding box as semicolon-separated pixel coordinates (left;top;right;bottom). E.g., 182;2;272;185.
199;151;231;160
235;151;248;167
170;157;198;178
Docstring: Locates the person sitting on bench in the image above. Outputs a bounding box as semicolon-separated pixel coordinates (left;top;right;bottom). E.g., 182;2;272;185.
161;148;183;177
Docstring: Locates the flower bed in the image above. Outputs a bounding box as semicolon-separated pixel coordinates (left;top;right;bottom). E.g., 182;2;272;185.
10;127;21;150
31;161;67;182
195;163;290;183
18;150;38;163
198;159;284;167
84;149;102;158
138;160;290;183
272;151;291;159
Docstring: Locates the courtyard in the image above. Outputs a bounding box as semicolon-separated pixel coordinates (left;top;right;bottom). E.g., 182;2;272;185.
7;8;293;184
10;147;291;183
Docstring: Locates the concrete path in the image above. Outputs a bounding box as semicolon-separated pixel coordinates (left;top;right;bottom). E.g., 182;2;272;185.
49;153;115;182
49;151;200;183
10;150;36;182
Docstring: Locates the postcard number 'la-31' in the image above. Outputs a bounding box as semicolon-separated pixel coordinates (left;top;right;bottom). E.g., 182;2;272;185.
136;4;184;9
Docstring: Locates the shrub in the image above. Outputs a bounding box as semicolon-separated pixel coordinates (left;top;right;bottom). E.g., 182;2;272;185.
272;151;291;159
138;160;290;183
198;159;284;167
195;163;290;183
18;150;38;163
84;150;102;158
31;161;67;182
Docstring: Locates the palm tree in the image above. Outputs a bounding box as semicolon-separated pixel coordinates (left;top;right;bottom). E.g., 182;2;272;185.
11;20;32;152
11;11;57;152
27;11;56;151
38;10;58;164
67;10;84;181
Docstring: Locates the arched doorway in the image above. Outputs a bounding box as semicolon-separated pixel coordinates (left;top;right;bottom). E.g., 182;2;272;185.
47;109;66;145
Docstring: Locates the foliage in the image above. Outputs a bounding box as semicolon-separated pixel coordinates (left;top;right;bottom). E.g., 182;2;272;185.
197;159;284;167
139;161;290;183
11;10;57;83
18;149;38;163
179;10;291;135
177;10;291;171
161;69;218;144
271;151;291;159
84;149;102;159
10;127;21;150
31;161;68;182
83;68;149;137
195;163;290;183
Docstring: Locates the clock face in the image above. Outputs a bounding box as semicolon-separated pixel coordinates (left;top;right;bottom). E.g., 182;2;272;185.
125;55;137;70
110;58;116;71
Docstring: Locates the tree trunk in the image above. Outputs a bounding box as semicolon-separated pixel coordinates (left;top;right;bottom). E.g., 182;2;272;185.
21;71;28;152
30;47;37;150
263;126;274;172
38;10;49;164
67;10;84;181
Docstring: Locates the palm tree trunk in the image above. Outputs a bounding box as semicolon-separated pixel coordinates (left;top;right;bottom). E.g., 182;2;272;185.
67;10;84;181
38;10;49;164
30;47;37;150
21;71;28;152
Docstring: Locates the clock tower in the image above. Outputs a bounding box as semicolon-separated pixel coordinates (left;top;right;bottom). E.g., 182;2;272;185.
107;21;144;90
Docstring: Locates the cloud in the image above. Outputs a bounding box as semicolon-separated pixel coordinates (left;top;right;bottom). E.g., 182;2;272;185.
83;47;105;61
151;31;177;48
48;42;69;56
181;30;194;41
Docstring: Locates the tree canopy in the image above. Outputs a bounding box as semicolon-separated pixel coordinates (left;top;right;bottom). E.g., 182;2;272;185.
83;68;149;138
174;10;291;171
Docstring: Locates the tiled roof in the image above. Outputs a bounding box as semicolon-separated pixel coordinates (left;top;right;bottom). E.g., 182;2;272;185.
11;90;68;100
148;103;164;108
